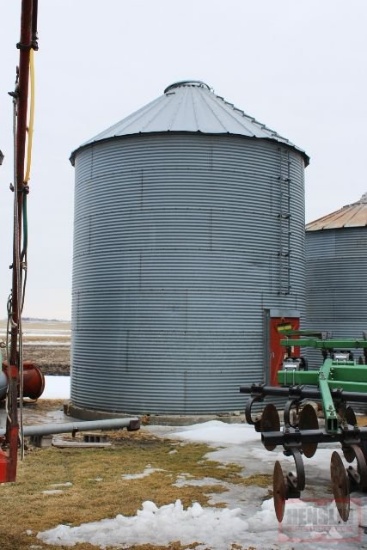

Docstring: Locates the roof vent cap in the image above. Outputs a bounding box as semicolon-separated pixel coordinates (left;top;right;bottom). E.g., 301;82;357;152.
164;81;211;94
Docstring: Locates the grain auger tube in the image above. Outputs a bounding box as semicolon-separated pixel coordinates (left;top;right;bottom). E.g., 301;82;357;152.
240;331;367;523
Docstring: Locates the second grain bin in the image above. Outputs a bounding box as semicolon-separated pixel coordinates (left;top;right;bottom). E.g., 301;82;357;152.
70;81;309;416
306;193;367;363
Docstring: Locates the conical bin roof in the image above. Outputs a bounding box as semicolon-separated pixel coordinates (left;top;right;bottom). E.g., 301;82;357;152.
70;80;309;165
306;193;367;230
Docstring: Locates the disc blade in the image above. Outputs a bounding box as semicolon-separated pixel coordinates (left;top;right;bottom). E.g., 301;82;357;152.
261;403;280;451
299;404;319;458
345;406;357;427
273;460;286;522
330;451;350;522
350;444;367;491
342;407;357;461
342;444;355;464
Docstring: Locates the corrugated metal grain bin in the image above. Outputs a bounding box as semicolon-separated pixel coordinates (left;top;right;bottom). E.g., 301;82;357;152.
69;81;309;415
306;193;367;368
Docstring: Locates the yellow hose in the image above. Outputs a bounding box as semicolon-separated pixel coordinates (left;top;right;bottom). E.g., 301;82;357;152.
24;48;35;183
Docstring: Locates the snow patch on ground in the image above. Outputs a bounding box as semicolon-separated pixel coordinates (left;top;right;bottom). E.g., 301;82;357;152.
121;466;165;480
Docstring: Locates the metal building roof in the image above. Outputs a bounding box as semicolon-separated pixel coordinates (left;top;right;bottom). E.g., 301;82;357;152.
306;193;367;231
71;80;309;165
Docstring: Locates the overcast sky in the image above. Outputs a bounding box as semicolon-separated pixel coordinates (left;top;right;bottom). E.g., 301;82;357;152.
1;0;366;320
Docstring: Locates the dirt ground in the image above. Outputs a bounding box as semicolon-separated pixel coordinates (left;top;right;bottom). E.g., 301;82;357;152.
23;344;70;375
0;319;71;376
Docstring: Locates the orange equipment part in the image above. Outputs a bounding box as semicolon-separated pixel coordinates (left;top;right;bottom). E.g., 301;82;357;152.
0;425;19;483
0;361;44;484
2;361;45;400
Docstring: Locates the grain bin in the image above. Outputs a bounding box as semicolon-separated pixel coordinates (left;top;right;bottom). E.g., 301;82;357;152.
306;193;367;366
69;81;309;416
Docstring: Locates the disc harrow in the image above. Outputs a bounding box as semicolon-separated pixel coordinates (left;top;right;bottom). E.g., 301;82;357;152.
240;332;367;522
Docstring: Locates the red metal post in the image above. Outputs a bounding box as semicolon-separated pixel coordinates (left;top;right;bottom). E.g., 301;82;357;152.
1;0;37;483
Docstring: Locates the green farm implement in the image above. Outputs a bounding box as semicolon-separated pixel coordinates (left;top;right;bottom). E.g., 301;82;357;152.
240;331;367;523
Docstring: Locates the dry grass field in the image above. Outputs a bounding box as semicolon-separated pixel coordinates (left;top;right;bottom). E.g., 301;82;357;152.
0;321;269;549
0;410;270;550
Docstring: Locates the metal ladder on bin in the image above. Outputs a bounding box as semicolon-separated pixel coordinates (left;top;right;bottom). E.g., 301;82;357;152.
278;148;291;295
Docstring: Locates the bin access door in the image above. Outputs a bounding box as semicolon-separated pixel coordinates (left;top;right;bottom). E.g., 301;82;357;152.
264;309;300;386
